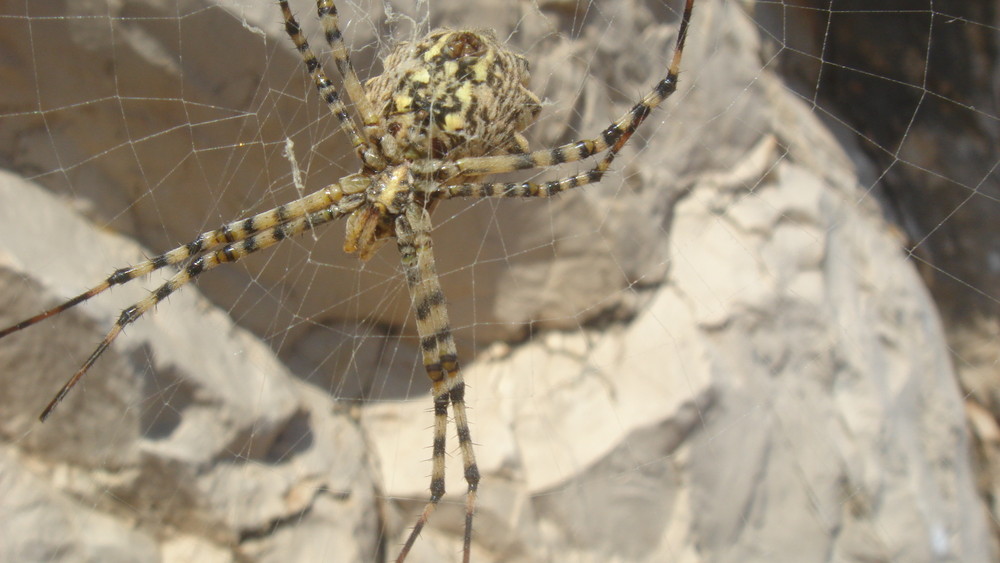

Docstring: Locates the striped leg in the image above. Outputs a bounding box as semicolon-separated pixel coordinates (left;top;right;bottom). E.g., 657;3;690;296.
416;0;694;182
0;184;348;340
37;206;351;421
437;132;627;200
395;205;479;563
316;0;377;127
279;0;367;154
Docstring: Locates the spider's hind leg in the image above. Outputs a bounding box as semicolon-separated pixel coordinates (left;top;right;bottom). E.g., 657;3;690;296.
279;0;369;156
314;0;378;128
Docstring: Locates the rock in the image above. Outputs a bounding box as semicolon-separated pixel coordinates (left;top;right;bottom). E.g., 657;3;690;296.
0;171;379;562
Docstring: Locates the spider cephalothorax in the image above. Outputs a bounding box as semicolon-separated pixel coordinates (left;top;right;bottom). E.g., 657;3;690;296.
341;166;414;260
0;1;695;561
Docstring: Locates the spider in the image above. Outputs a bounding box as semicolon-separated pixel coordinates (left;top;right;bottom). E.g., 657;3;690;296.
0;0;695;560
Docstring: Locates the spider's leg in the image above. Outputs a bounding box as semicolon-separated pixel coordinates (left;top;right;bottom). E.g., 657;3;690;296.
419;0;694;182
38;205;352;422
315;0;378;127
434;129;630;200
0;184;345;340
395;205;478;563
280;0;368;156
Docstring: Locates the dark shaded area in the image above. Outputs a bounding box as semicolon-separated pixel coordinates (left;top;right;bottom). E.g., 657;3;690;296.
774;0;999;323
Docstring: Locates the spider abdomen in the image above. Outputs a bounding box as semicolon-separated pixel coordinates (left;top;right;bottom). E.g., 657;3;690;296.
367;29;542;162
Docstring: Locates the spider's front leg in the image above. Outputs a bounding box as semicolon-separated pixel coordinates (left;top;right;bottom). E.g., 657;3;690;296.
394;204;479;563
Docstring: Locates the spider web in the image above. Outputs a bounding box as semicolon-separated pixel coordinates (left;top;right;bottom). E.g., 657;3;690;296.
0;0;997;561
